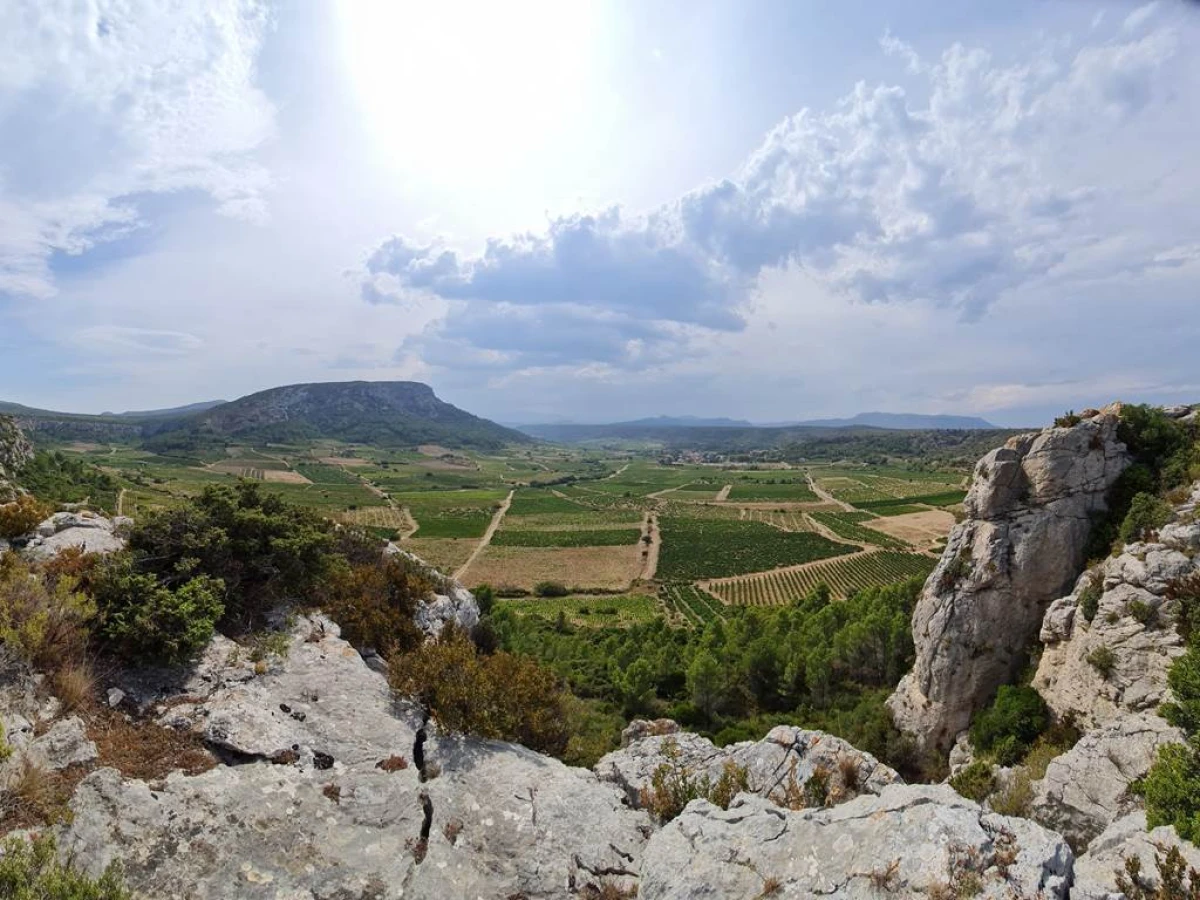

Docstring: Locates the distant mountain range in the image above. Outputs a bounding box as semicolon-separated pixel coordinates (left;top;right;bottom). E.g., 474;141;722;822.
3;382;529;452
102;400;227;418
777;412;996;430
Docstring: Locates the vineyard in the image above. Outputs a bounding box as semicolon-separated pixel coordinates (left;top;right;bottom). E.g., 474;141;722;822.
659;582;726;626
656;517;857;580
340;506;411;530
807;511;908;549
492;528;643;548
740;508;815;531
706;551;935;606
725;480;818;502
293;462;362;484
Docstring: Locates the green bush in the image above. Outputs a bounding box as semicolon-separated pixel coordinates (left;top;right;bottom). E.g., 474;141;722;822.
1163;649;1200;736
1118;492;1174;545
1143;739;1200;843
91;555;224;665
1078;572;1103;623
0;833;132;899
1087;645;1118;679
534;581;569;598
949;760;996;803
968;685;1048;766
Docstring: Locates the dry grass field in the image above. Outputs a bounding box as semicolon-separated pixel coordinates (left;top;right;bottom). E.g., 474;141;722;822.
262;469;312;485
459;544;645;592
858;508;955;550
399;537;477;574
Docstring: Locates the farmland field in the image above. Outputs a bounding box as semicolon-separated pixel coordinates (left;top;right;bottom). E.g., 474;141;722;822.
395;489;506;539
659;583;726;626
340;506;412;531
656;517;857;580
725;480;818;502
397;537;476;574
706;551;935;606
498;594;659;627
741;508;816;531
293;462;362;484
506;489;589;516
459;544;645;592
492;528;643;548
807;511;908;550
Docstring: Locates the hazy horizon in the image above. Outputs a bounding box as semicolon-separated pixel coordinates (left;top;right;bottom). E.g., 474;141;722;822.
3;1;1198;428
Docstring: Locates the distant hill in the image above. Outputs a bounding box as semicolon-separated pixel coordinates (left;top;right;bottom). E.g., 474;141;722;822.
104;400;226;418
144;381;530;452
617;415;755;428
3;382;528;452
779;412;996;430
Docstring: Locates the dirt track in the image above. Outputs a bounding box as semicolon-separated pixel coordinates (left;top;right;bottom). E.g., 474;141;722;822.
454;489;514;580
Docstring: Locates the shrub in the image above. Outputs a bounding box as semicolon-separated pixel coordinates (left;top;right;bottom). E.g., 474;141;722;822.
1143;739;1200;843
90;555;224;665
318;555;428;658
1117;843;1200;900
1119;493;1174;545
534;581;569;598
949;761;996;803
0;555;94;671
127;481;337;627
1078;572;1103;623
989;768;1033;817
1163;650;1200;735
1087;645;1118;679
1054;411;1082;428
1129;599;1157;626
0;833;132;899
969;685;1048;766
389;628;570;756
0;495;51;540
637;738;750;823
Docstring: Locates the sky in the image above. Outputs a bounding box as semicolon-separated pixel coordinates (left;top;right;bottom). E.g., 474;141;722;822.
2;1;1199;427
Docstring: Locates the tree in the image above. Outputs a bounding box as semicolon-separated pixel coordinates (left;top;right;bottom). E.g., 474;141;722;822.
688;651;723;723
621;658;656;716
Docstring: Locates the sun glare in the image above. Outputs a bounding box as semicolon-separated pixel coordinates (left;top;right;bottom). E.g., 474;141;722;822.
337;1;601;188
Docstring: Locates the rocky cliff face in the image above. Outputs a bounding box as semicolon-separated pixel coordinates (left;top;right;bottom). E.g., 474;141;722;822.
0;414;33;502
888;407;1130;753
1034;483;1200;728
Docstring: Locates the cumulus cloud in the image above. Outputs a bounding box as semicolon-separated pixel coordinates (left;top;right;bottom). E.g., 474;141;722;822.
363;9;1191;371
0;0;274;300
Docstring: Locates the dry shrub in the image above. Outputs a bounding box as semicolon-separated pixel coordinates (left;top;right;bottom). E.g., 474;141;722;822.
88;707;215;780
322;783;341;804
442;817;463;844
320;555;428;658
1118;843;1200;899
0;756;86;830
0;554;94;671
376;755;409;772
51;659;97;714
0;495;51;540
757;876;783;897
989;768;1033;818
388;627;569;756
637;739;751;823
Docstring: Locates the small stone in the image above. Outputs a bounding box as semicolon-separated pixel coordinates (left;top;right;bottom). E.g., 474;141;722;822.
106;687;126;708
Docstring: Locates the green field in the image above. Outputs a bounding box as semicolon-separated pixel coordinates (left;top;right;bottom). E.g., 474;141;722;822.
854;491;966;512
659;582;726;626
507;489;589;516
396;489;507;539
710;551;936;605
293;462;362;484
657;516;858;580
498;593;659;626
492;528;643;548
808;511;908;549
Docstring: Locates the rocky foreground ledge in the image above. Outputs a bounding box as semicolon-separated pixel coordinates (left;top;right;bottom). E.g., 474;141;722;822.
0;609;1171;899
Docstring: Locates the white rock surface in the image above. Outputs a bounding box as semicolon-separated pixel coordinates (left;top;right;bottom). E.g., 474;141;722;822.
386;542;480;638
639;784;1074;899
1029;713;1184;850
1072;811;1200;899
1034;520;1199;729
0;415;33;503
596;722;901;810
21;511;127;560
889;407;1130;753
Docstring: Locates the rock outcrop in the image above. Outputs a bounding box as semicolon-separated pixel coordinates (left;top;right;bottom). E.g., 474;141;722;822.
639;785;1074;899
596;721;901;810
1034;511;1199;728
20;511;129;560
888;407;1130;753
62;614;650;899
386;543;480;638
0;415;33;503
1029;713;1184;850
1072;811;1200;899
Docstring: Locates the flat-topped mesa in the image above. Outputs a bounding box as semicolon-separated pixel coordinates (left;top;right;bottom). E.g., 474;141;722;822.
887;405;1130;754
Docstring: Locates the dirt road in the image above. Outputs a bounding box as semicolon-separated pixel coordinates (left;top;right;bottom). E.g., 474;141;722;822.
636;511;661;581
805;471;856;512
454;489;514;580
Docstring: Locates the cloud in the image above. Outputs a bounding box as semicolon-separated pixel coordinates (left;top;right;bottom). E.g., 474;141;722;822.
70;325;203;356
0;0;274;300
363;9;1191;372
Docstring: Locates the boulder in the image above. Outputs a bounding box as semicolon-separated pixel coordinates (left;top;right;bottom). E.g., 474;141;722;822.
0;716;97;783
1072;811;1200;899
596;724;901;812
385;543;480;638
21;511;127;561
888;407;1130;753
1034;528;1198;729
1029;713;1184;850
639;784;1074;899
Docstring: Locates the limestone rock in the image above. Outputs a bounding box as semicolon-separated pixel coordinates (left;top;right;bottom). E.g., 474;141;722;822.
0;415;33;503
889;407;1130;753
596;723;901;811
1029;713;1184;850
385;542;480;638
58;612;651;899
1072;811;1200;899
0;717;97;783
1034;530;1198;729
639;784;1074;899
21;511;127;560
